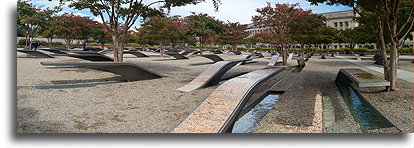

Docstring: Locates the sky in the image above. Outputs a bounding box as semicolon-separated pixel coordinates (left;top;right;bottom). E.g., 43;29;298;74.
31;0;352;27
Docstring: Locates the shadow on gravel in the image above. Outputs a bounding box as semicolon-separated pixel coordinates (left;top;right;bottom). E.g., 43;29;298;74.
17;107;67;133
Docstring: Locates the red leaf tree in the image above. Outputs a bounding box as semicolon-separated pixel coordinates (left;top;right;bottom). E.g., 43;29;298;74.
252;2;312;66
138;16;190;57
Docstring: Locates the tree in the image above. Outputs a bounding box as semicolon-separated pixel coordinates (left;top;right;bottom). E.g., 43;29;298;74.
93;23;112;50
315;26;339;49
138;16;189;56
308;0;413;91
17;0;59;49
39;15;59;47
65;0;221;63
54;13;96;50
218;22;249;50
289;12;326;64
186;13;226;50
77;18;99;50
253;3;313;66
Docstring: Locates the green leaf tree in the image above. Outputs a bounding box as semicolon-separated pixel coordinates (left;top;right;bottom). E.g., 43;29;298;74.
138;16;189;56
64;0;221;62
252;2;313;65
307;0;413;91
186;12;226;51
218;22;249;51
17;0;59;49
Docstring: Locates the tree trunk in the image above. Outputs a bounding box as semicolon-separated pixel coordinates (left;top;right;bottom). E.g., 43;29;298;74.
389;41;398;91
48;37;53;47
376;13;390;82
25;33;29;50
282;45;287;66
101;42;105;51
65;39;72;50
298;44;305;66
160;42;164;57
83;39;87;50
112;35;121;63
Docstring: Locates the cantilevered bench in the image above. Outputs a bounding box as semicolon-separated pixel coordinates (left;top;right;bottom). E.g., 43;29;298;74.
38;48;68;54
251;52;264;58
373;54;382;61
41;62;163;82
177;59;250;92
354;54;362;60
17;50;54;58
374;57;384;65
171;67;286;133
180;50;198;56
66;54;114;62
231;50;242;55
336;69;390;88
187;50;201;56
267;55;280;66
211;50;223;54
66;50;102;55
287;53;294;60
124;51;149;57
197;54;224;63
164;52;189;60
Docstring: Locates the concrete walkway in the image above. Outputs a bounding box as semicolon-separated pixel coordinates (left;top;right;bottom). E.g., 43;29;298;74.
336;55;413;83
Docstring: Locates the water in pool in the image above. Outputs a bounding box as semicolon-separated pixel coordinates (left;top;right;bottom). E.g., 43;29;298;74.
232;93;280;133
336;82;394;130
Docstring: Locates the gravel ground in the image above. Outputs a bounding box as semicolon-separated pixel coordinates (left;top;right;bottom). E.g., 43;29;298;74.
252;55;412;133
17;50;413;133
17;50;265;133
253;56;360;133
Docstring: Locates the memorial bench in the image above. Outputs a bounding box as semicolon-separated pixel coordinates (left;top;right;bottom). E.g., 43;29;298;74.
267;55;280;66
231;50;242;55
197;54;225;63
164;52;189;60
17;50;54;58
123;51;149;57
171;67;285;133
354;54;362;60
41;62;163;82
66;54;114;61
177;59;251;92
336;69;390;88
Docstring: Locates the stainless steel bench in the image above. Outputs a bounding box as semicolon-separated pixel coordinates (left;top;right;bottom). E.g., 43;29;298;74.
171;67;285;133
177;59;250;92
41;62;163;82
17;50;54;58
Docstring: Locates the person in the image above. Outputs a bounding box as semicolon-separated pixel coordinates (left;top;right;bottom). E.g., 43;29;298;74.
29;40;34;50
30;40;39;50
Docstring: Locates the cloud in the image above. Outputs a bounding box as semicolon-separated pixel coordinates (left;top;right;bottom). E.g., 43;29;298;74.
92;17;103;23
168;0;351;24
55;11;90;17
32;0;351;27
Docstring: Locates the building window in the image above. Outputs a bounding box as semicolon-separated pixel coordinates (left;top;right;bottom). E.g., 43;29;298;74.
345;22;349;27
334;22;338;27
340;22;343;27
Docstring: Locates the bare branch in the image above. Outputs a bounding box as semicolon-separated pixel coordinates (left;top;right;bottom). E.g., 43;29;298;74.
397;6;413;35
398;20;413;44
147;0;165;7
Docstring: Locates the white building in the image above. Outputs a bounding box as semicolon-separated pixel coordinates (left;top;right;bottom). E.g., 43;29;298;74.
320;10;359;30
243;9;413;49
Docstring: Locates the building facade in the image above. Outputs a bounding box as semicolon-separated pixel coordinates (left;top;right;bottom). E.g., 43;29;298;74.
243;9;412;49
320;10;359;30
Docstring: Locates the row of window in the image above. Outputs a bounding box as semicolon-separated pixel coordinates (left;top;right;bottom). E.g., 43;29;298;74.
334;21;350;28
246;28;271;34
